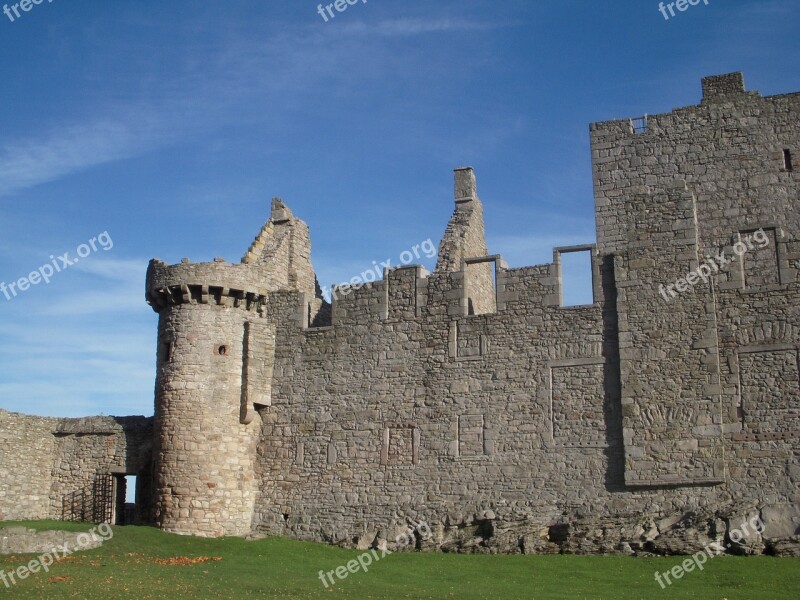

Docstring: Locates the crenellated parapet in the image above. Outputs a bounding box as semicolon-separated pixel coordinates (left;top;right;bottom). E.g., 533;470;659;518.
145;258;271;313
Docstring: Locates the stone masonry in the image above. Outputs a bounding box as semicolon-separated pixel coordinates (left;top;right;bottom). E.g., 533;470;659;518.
0;72;798;555
0;411;152;524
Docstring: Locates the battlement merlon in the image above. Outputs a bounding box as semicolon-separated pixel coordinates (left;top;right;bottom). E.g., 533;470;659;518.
700;72;752;103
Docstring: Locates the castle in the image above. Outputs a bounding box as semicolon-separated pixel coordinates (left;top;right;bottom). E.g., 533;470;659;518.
1;72;798;555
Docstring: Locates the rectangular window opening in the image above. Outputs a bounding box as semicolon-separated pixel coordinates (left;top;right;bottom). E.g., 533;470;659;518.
306;298;332;329
784;149;793;172
630;115;648;134
559;250;594;307
464;258;497;316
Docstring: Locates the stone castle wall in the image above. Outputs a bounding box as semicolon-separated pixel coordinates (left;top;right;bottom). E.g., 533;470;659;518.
1;72;798;555
50;416;153;523
248;73;799;552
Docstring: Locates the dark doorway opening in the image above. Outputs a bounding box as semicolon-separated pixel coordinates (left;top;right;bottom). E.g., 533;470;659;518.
113;474;138;525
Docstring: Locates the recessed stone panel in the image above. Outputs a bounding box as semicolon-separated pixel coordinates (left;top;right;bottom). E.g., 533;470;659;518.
740;349;800;434
458;415;485;457
551;364;605;448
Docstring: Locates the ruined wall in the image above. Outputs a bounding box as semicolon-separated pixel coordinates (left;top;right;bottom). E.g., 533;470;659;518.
436;168;489;274
252;254;630;548
251;247;760;553
51;416;153;523
0;410;58;521
4;71;797;555
0;410;153;523
241;198;318;299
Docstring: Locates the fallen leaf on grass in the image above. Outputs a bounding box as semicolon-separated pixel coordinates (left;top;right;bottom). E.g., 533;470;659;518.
153;556;222;566
47;576;72;584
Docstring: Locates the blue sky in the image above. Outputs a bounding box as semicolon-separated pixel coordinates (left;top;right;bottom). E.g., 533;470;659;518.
0;0;798;418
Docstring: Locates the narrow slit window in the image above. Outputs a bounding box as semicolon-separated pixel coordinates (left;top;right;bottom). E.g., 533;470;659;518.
784;149;793;172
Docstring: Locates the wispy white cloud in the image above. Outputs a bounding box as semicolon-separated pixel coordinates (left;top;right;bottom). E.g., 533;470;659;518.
0;112;179;198
732;0;796;19
40;288;145;317
72;257;145;280
340;17;502;36
32;258;147;316
0;27;342;198
0;10;510;200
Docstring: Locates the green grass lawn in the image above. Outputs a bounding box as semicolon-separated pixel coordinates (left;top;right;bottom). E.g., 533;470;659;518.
0;521;798;599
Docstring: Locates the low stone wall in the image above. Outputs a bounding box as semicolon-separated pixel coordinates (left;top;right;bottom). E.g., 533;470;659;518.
0;409;154;523
0;526;106;555
51;415;154;523
0;410;59;521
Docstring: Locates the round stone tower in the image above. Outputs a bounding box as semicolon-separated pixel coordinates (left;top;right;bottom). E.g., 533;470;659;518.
145;199;320;537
